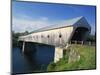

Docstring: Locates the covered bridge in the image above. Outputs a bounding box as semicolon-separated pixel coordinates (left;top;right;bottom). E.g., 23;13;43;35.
19;16;91;47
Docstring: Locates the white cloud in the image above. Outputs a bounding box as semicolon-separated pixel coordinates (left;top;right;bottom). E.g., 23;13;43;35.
12;15;75;33
12;15;73;33
40;17;48;21
12;16;51;32
12;16;95;35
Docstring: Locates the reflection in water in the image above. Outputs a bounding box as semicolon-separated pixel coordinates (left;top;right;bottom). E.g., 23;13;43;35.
12;45;55;74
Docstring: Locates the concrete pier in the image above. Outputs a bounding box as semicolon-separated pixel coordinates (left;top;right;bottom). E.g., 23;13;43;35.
22;41;25;53
54;47;63;63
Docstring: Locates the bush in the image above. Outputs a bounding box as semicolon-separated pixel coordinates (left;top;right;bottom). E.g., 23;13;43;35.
47;62;56;71
86;34;95;42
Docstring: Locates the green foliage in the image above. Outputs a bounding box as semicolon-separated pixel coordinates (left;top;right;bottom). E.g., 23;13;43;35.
47;62;56;71
47;45;96;71
12;31;29;47
86;34;95;42
47;48;70;72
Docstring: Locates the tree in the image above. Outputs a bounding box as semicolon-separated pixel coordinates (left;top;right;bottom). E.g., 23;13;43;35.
86;34;95;42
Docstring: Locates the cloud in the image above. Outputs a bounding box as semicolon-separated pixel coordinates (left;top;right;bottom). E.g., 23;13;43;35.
40;17;48;21
12;15;75;33
12;16;51;32
12;16;95;35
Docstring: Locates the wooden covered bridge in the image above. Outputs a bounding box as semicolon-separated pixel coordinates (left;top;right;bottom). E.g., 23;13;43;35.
18;16;91;62
19;16;91;46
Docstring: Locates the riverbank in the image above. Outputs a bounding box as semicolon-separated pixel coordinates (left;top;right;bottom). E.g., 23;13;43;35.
47;44;96;71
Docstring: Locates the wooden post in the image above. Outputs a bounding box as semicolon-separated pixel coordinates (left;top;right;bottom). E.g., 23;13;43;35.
89;41;91;46
22;41;25;53
81;41;83;45
75;41;77;44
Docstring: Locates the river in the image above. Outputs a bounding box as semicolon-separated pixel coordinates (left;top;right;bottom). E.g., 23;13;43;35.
12;45;55;74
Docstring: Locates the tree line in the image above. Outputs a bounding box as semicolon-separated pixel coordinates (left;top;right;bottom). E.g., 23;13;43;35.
12;31;29;47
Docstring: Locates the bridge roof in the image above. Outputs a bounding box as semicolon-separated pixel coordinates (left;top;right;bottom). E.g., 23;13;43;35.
29;16;89;33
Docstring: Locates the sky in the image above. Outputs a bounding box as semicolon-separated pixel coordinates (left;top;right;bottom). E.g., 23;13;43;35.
12;1;96;34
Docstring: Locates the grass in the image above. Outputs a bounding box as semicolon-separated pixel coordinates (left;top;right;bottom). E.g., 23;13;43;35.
47;44;96;71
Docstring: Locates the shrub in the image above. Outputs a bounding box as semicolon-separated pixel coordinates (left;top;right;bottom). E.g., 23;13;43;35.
47;62;56;71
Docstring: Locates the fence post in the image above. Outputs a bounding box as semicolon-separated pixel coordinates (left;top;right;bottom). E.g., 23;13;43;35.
89;41;91;45
81;41;83;45
75;41;77;44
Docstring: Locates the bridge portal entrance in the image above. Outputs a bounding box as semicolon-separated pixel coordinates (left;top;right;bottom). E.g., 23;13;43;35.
71;27;89;42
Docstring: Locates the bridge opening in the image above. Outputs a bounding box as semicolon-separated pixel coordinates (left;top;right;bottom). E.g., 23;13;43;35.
71;27;89;42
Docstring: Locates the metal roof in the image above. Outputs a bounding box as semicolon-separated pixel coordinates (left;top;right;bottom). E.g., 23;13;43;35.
30;16;84;33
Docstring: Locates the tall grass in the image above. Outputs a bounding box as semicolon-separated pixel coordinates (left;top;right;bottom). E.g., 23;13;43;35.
47;44;96;71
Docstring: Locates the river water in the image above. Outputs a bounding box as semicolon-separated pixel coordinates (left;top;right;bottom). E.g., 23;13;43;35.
12;45;55;74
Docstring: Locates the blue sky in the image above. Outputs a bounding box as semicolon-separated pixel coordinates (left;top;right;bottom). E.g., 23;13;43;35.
12;1;96;34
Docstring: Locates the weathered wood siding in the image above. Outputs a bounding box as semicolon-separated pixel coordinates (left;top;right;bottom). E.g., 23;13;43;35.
19;26;73;46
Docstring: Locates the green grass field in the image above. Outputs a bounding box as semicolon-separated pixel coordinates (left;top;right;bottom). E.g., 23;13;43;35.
47;44;96;71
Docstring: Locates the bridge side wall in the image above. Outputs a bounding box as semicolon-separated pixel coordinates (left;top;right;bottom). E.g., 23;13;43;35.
19;26;73;47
